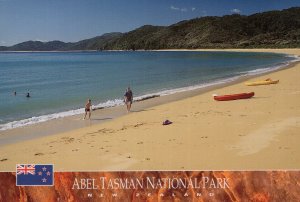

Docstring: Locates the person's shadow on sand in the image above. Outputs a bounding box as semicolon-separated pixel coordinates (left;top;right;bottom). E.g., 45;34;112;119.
131;109;154;113
91;118;112;121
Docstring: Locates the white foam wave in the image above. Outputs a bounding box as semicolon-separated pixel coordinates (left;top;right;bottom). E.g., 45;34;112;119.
93;99;124;109
285;54;300;62
240;54;300;76
241;64;284;76
0;98;129;131
149;76;241;97
0;108;84;131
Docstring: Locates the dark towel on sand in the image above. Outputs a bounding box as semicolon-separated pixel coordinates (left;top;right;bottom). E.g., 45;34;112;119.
163;120;173;125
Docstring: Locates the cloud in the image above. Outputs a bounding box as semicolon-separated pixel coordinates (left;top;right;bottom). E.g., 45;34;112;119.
170;5;180;11
231;8;241;14
170;5;195;12
181;8;188;12
0;41;6;44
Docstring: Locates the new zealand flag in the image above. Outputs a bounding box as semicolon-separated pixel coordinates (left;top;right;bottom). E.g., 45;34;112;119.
16;164;54;186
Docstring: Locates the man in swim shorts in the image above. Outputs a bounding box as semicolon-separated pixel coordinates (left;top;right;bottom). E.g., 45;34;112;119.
124;87;133;112
83;99;92;120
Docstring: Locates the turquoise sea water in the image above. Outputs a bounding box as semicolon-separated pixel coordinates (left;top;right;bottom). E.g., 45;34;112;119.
0;51;297;130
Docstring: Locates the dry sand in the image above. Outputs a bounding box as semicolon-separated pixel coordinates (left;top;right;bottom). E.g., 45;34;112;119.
0;49;299;171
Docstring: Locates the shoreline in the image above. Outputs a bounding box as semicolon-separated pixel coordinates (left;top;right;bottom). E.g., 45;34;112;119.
0;49;300;146
1;53;299;146
0;48;299;171
0;50;298;132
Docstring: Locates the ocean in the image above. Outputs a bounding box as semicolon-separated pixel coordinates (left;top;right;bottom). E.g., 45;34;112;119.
0;51;298;131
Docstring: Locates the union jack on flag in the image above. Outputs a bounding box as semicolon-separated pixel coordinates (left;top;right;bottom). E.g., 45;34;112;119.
16;164;35;175
16;164;54;186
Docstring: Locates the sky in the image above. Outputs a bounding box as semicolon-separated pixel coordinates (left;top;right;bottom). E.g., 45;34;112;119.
1;0;300;46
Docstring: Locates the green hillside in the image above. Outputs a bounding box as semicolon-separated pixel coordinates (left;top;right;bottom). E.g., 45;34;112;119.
1;7;299;51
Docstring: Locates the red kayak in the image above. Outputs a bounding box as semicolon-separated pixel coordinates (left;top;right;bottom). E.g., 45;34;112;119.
214;92;255;101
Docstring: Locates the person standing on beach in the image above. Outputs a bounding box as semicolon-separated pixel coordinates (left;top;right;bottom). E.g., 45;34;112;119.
83;99;92;120
124;87;133;112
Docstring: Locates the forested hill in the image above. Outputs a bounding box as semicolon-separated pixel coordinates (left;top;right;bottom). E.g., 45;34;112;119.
1;7;299;51
106;7;300;49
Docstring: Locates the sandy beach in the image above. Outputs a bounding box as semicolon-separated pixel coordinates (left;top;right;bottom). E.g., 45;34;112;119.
0;49;299;171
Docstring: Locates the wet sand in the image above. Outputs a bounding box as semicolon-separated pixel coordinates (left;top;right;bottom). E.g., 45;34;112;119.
0;49;299;171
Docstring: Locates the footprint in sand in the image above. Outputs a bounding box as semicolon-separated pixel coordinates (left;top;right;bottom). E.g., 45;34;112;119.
50;152;57;154
105;150;109;153
97;128;115;134
86;131;98;135
120;123;145;131
90;128;115;136
127;156;131;159
0;158;8;162
34;153;44;156
120;126;127;131
122;140;127;142
72;149;79;152
193;112;200;117
134;123;144;128
100;147;104;150
61;137;75;144
137;142;143;144
145;158;150;161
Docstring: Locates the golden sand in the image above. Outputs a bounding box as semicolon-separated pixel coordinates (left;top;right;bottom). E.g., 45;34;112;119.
0;49;299;171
